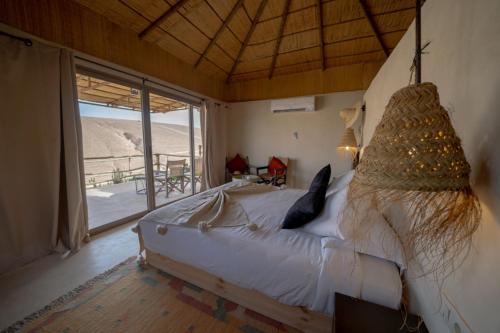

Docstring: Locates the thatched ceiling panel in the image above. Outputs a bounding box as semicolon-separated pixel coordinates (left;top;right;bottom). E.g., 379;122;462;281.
227;7;252;41
323;20;372;44
284;5;318;35
249;19;281;44
164;18;209;54
206;45;234;72
276;47;321;67
234;57;272;74
279;29;319;53
322;0;363;25
374;9;415;32
260;0;286;21
156;34;200;64
217;28;242;58
364;0;415;14
182;0;223;38
325;36;380;58
326;50;386;67
206;0;235;18
123;0;169;22
197;59;228;80
274;60;320;77
230;70;267;82
241;42;275;61
76;0;148;33
290;0;317;12
243;0;260;18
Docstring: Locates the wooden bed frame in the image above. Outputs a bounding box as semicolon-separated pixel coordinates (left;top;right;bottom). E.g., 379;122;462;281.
145;248;332;333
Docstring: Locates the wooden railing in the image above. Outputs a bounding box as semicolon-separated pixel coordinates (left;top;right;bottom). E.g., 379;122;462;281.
84;151;201;188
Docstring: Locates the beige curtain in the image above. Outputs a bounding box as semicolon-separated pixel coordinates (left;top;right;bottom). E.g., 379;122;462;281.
0;36;87;274
200;101;227;189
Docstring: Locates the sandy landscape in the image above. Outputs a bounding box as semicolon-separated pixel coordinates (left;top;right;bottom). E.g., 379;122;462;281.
81;117;202;185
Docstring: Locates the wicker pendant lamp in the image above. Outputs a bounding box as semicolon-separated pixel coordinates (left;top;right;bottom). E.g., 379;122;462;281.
347;1;480;276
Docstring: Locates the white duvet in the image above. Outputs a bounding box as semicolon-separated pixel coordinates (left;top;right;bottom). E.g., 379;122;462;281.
138;183;402;314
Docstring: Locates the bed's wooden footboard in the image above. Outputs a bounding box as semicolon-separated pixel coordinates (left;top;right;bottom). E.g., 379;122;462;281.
145;249;331;333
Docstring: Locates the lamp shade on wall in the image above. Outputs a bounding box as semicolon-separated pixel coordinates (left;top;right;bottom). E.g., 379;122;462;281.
337;127;358;151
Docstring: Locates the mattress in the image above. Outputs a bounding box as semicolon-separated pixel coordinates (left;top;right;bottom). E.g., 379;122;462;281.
139;187;402;314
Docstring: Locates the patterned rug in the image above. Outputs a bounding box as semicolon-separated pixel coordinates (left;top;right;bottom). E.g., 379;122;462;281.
4;257;300;333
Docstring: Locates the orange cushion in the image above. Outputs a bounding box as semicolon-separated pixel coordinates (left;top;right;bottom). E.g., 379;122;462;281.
268;157;286;176
227;154;248;174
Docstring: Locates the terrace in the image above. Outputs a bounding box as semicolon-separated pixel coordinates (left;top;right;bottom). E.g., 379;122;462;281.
85;153;202;230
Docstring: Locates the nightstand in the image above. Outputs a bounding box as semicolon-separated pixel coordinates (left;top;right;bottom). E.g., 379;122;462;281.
334;293;429;333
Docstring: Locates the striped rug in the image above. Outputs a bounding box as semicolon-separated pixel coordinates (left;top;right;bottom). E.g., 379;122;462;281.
4;257;300;333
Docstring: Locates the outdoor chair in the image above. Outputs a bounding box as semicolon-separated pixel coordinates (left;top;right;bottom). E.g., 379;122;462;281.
166;159;187;198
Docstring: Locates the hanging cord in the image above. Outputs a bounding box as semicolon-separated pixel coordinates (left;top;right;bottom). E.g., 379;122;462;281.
0;30;33;46
409;41;431;85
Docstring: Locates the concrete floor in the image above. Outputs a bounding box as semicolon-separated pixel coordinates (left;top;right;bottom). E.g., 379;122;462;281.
86;181;199;230
0;221;139;330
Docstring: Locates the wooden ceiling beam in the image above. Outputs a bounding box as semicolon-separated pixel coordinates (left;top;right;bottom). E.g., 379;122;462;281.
358;0;389;57
138;0;190;39
316;0;325;71
226;0;269;84
268;0;292;79
195;0;244;68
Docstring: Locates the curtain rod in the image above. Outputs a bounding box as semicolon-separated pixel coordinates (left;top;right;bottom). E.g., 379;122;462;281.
0;30;32;46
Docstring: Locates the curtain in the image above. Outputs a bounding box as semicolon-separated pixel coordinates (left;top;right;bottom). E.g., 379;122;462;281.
200;101;227;190
0;36;87;274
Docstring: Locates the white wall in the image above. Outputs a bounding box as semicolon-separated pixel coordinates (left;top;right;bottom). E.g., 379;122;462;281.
362;0;500;332
227;91;364;189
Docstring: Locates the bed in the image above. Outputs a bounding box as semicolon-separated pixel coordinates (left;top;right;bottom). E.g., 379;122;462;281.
136;181;403;332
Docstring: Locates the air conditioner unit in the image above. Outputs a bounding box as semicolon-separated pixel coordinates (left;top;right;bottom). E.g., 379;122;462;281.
271;96;315;113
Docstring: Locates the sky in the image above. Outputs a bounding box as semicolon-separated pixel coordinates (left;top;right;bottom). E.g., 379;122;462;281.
79;101;201;128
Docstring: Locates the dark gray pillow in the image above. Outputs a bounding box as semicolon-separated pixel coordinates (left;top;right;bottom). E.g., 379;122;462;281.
282;164;331;229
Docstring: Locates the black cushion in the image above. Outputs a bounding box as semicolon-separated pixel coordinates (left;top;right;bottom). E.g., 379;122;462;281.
282;164;331;229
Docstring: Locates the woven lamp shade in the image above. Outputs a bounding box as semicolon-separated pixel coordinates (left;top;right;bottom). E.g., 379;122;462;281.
355;83;471;191
348;82;480;276
337;128;358;151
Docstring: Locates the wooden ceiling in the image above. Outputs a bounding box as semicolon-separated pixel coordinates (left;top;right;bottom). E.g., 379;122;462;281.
73;0;415;84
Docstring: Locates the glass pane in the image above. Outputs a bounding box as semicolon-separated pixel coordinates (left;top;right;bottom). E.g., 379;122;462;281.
193;106;203;193
76;73;147;230
149;92;193;206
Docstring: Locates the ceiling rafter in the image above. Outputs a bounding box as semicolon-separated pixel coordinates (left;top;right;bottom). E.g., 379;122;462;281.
195;0;244;68
226;0;269;84
268;0;292;79
316;0;325;71
203;0;244;44
232;48;390;80
358;0;389;57
138;0;190;39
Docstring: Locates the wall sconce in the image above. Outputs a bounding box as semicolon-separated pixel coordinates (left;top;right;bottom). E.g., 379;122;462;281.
337;102;362;168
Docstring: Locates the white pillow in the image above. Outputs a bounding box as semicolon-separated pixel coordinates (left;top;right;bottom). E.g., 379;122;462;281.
301;186;348;239
326;170;355;196
301;170;355;239
338;201;407;270
301;171;407;269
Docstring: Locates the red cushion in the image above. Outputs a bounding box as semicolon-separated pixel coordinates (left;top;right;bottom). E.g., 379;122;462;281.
268;156;286;176
227;154;248;174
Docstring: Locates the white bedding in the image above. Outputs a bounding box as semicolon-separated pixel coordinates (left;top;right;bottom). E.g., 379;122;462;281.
138;185;402;314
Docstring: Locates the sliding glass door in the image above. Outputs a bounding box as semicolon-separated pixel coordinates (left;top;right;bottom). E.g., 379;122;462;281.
76;73;147;230
149;91;193;206
76;69;203;231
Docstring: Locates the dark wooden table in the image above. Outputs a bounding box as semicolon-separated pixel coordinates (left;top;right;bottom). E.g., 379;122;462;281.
334;293;429;333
